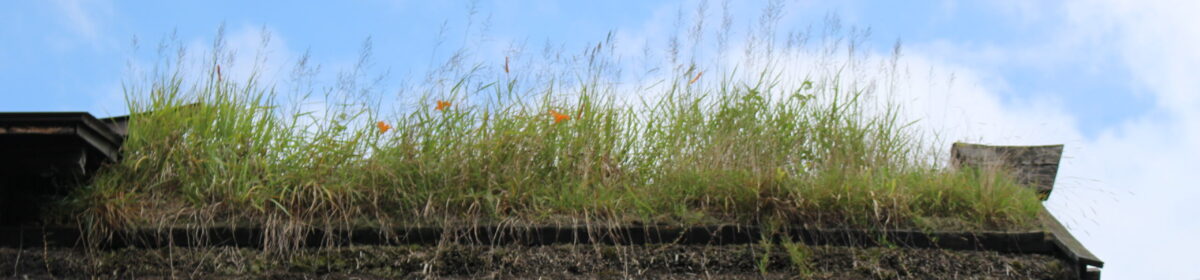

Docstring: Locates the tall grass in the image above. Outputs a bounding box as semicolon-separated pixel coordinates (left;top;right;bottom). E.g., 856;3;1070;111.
65;10;1042;250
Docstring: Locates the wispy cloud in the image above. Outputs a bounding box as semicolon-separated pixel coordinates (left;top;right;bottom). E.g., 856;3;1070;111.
50;0;110;44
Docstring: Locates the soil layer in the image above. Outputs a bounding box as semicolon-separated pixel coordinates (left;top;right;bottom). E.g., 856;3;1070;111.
2;244;1070;279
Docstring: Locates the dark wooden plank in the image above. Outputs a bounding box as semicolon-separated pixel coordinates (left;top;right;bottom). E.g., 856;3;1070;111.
0;112;123;163
1040;206;1103;268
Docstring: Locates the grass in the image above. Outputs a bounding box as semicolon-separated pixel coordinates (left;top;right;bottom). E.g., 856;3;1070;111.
782;238;813;277
60;12;1043;250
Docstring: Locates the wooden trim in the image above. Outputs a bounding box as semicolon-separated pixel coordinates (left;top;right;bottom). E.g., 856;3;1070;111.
1041;206;1103;268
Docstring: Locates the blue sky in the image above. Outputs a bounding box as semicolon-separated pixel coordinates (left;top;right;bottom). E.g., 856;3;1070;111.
0;1;1148;136
3;1;1197;278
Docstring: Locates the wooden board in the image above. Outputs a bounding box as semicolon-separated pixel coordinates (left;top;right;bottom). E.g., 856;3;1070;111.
1040;207;1103;268
952;142;1064;200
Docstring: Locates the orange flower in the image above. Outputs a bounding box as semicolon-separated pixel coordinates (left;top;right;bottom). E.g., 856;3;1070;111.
376;121;392;133
436;100;452;111
689;71;703;85
549;109;571;124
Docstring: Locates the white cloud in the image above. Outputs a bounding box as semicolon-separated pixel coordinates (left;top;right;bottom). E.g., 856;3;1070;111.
1050;1;1200;278
898;0;1200;278
52;0;98;40
50;0;113;48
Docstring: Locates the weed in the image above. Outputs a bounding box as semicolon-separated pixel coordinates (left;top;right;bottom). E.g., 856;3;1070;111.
782;239;812;277
757;238;772;275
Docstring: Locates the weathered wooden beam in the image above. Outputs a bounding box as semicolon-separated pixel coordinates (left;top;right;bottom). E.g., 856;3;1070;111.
951;142;1064;200
1040;206;1104;269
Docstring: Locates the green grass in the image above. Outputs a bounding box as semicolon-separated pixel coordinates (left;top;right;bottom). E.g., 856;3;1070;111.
782;238;813;277
61;19;1043;249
